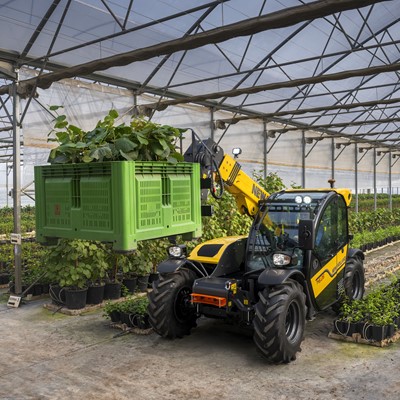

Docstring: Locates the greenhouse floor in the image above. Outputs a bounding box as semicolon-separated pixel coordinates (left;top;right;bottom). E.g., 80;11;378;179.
2;244;400;400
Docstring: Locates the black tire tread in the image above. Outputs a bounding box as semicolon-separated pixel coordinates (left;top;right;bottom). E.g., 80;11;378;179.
253;280;306;364
148;269;197;339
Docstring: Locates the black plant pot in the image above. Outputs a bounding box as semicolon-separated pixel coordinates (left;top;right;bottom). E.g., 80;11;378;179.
148;273;159;287
122;277;137;294
120;311;133;327
41;283;50;294
0;273;10;285
86;283;105;305
386;324;396;339
131;314;151;329
333;320;350;336
137;275;150;292
109;310;121;323
49;283;66;305
65;287;88;310
104;282;121;300
364;324;388;342
33;283;43;296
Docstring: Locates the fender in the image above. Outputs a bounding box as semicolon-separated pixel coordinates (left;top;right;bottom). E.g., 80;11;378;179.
157;258;205;278
258;268;305;287
347;247;365;261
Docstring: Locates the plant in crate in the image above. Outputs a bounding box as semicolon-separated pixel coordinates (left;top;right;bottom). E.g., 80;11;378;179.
47;107;185;164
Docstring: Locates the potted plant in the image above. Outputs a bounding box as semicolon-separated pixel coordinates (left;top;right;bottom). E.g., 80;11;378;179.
103;300;122;323
116;296;151;329
86;243;109;305
45;239;106;309
104;252;123;300
117;254;138;294
133;239;170;291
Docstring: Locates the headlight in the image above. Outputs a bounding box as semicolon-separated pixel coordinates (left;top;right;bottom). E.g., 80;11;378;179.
273;253;292;266
168;245;187;259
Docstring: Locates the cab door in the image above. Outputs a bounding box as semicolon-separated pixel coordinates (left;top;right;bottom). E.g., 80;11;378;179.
310;195;348;310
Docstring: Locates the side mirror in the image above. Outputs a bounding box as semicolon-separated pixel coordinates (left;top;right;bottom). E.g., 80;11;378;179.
298;220;315;250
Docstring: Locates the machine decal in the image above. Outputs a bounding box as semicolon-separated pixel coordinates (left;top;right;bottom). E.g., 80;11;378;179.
311;245;348;297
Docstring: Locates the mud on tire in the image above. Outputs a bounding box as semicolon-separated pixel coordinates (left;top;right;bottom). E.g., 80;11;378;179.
253;279;306;364
148;269;197;339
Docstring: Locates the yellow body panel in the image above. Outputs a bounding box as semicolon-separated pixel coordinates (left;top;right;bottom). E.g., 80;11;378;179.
219;154;269;216
285;188;352;207
311;244;348;298
189;235;247;264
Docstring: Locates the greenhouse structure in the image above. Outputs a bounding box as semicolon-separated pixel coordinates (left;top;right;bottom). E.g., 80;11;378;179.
2;0;400;397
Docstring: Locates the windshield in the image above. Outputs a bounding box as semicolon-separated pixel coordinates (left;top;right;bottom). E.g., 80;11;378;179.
246;191;331;271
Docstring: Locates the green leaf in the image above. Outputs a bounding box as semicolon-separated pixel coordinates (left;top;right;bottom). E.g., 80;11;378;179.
49;105;63;111
82;155;93;163
120;150;138;161
166;156;178;164
90;145;113;161
115;137;137;152
136;132;149;145
51;154;70;164
56;131;69;143
109;109;119;118
54;120;68;129
68;125;83;136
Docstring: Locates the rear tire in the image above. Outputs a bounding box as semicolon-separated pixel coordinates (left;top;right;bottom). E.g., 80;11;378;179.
148;269;197;339
253;279;306;363
332;257;365;313
343;257;365;301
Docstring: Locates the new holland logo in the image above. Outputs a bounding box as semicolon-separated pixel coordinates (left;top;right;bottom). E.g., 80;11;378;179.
252;184;267;200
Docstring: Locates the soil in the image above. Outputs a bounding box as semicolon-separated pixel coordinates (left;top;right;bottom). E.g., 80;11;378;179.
1;243;400;400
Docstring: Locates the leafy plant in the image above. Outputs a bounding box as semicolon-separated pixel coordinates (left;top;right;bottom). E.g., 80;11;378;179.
339;279;400;326
45;239;110;288
47;107;185;164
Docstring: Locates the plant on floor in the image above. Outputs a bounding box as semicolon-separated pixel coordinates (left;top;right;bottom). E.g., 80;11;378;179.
45;239;109;289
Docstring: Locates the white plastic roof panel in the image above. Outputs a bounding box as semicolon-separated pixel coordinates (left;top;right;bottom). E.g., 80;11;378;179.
0;0;399;153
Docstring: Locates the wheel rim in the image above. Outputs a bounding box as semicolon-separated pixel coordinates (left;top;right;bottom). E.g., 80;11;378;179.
174;286;193;323
352;270;362;299
285;299;301;343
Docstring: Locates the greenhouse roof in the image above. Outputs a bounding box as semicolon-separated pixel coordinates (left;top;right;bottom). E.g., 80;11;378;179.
1;0;400;161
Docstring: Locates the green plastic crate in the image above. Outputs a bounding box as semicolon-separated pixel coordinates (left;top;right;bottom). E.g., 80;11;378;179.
34;161;202;251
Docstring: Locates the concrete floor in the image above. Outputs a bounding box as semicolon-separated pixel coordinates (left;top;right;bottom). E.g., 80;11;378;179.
1;244;400;400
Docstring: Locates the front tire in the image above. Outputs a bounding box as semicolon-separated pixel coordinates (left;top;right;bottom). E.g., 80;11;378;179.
253;279;306;363
148;269;197;339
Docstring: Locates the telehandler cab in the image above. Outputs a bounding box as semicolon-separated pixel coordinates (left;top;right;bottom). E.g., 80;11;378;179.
148;138;365;363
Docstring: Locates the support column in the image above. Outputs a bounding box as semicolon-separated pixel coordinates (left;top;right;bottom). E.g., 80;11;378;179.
389;150;392;211
331;138;335;181
263;121;267;180
6;162;9;208
210;107;215;141
373;148;377;211
355;143;358;213
12;75;22;295
302;130;306;188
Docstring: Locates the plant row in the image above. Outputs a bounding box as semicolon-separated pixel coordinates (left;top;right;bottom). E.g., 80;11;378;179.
349;194;400;212
334;276;400;342
103;295;151;330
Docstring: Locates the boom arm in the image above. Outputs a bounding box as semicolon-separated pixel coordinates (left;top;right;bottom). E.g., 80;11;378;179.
184;138;269;217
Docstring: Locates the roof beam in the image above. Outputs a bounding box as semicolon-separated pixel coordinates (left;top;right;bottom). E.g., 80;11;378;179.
215;96;400;125
269;116;400;132
19;0;63;60
143;61;400;111
0;0;390;96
